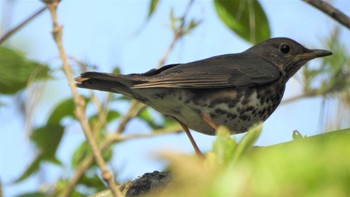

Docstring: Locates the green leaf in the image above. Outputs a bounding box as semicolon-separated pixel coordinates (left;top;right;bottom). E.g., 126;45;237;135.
79;171;106;190
0;47;50;94
138;108;162;129
15;124;64;182
214;0;270;44
47;97;89;125
89;110;120;125
30;124;64;160
14;156;41;182
71;141;112;168
147;0;160;19
232;122;262;161
16;192;48;197
71;141;90;168
212;126;237;164
183;19;202;35
292;130;305;141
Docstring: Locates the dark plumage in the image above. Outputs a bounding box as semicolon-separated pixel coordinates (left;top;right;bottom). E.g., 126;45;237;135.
75;37;332;156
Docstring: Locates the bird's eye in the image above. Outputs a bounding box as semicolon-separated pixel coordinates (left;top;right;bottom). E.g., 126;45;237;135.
280;44;290;54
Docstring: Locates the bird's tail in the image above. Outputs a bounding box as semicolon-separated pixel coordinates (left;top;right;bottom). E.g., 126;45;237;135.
75;72;135;98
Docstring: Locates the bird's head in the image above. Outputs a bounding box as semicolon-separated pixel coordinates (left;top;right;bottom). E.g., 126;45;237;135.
247;37;332;80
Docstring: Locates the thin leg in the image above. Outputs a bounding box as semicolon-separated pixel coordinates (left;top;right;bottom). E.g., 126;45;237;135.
176;120;204;159
202;113;219;130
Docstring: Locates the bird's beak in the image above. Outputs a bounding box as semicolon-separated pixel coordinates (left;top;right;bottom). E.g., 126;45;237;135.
297;49;332;61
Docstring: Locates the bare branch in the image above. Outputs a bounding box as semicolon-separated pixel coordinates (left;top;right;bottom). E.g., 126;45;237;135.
304;0;350;29
115;101;145;134
45;1;122;196
111;125;182;143
0;6;47;44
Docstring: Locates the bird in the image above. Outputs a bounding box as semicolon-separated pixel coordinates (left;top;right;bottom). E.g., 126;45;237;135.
75;37;332;157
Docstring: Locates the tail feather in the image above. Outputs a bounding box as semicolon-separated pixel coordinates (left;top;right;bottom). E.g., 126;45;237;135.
75;72;135;97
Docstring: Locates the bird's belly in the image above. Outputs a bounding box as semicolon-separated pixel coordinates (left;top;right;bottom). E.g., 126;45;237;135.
136;86;284;135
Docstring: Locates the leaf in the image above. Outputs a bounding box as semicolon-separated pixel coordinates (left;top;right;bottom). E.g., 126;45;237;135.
211;126;237;165
89;110;120;125
232;122;262;161
0;47;50;94
71;141;90;168
47;98;76;125
147;0;160;19
183;19;202;35
16;192;48;197
138;108;162;129
79;171;106;190
214;0;270;44
30;124;64;160
14;156;41;182
71;141;113;168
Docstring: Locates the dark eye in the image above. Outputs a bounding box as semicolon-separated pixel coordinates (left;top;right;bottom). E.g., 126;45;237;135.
280;44;290;54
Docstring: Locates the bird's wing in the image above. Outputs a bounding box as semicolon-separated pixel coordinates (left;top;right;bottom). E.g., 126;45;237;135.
131;54;282;89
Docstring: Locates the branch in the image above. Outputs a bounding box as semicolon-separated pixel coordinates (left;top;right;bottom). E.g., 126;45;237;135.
157;0;195;67
282;94;311;104
62;127;180;197
111;125;182;143
115;101;145;134
0;6;47;44
303;0;350;29
45;1;122;196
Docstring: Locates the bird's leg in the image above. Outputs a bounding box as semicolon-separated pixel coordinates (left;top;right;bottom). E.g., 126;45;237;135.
201;113;219;130
176;120;204;159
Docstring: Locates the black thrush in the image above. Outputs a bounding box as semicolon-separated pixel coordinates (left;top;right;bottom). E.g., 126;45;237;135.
75;37;332;157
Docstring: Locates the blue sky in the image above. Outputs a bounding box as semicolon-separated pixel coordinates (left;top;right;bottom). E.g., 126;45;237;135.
0;0;349;196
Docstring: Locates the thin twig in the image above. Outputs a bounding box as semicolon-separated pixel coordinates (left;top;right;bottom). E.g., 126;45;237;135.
115;101;145;134
111;125;182;143
0;6;46;44
303;0;350;29
158;0;195;67
45;1;122;196
282;93;315;104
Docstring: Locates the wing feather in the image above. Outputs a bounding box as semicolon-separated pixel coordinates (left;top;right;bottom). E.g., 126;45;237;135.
132;53;281;89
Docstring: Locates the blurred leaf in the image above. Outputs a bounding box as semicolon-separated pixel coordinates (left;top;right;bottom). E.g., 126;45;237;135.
14;156;41;182
159;128;350;197
15;124;63;182
30;124;64;160
233;122;262;160
72;141;112;168
183;19;202;35
47;98;75;125
292;130;305;141
79;172;106;190
89;110;120;125
0;47;50;94
138;108;162;129
71;142;90;168
147;0;160;19
163;116;178;128
16;192;48;197
214;0;270;44
211;126;237;165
